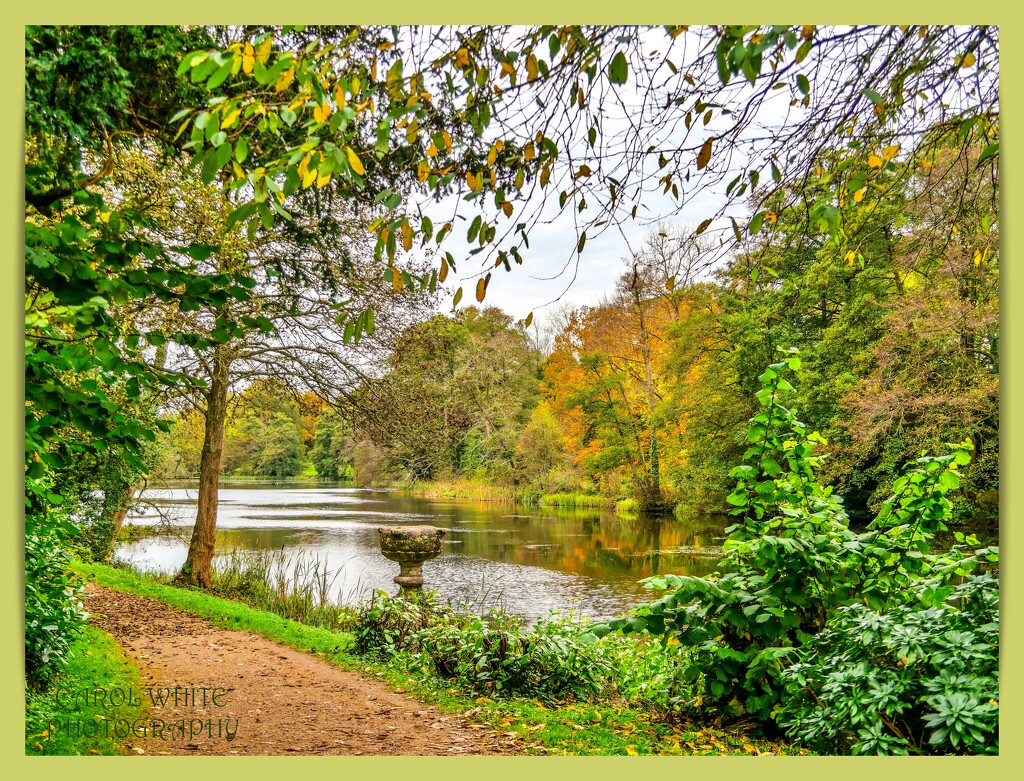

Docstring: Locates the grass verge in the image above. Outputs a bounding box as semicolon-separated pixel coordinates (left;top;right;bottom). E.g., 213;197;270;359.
73;561;804;756
538;492;613;509
26;623;148;755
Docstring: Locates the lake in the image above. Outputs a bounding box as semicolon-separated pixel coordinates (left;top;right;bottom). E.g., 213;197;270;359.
114;481;730;621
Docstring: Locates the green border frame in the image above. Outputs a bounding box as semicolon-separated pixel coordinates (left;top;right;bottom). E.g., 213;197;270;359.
5;5;1018;779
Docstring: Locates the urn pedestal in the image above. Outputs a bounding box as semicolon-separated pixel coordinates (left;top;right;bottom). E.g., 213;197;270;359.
377;525;446;594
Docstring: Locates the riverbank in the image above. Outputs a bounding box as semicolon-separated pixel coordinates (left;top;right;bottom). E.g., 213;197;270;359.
398;478;628;512
48;561;803;757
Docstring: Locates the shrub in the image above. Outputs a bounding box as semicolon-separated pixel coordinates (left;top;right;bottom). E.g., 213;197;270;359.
25;509;88;685
779;573;999;755
592;350;998;741
353;592;614;701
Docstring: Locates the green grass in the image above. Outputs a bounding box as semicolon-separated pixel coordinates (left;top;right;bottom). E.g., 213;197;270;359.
206;547;358;631
71;561;804;756
74;562;356;660
615;498;640;518
402;478;536;504
538;492;612;509
26;624;148;755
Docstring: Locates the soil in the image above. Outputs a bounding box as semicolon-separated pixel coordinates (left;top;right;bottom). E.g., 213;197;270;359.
84;584;521;756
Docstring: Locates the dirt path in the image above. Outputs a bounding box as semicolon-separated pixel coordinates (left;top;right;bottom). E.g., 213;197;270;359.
84;585;520;756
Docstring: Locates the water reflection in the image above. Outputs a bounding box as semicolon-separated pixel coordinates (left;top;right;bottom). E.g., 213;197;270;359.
115;481;729;621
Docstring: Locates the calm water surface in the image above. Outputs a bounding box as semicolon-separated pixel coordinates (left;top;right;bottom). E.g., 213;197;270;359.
114;481;730;621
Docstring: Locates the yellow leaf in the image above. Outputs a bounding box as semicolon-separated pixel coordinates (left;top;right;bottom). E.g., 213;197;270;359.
526;54;539;81
313;102;332;123
221;107;242;129
440;256;449;282
487;145;497;168
853;187;866;202
625;746;638;756
256;36;273;65
697;137;713;170
501;201;513;218
974;249;983;266
390;266;404;292
442;130;452;153
455;48;470;68
495;139;504;153
475;275;488;302
764;211;777;223
275;68;294;92
346;147;365;176
845;250;856;266
334;83;346;108
298;154;311;179
302;168;317;190
951;225;959;234
316;170;330;188
402;222;413;252
882;144;900;161
515;168;525;190
868;155;883;169
426;142;438;158
417;160;430;182
500;61;515;77
960;52;977;68
524;142;536;162
242;43;255;75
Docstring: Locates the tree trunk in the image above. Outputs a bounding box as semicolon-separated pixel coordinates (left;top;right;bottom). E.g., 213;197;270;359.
177;341;231;587
630;268;662;510
103;487;134;559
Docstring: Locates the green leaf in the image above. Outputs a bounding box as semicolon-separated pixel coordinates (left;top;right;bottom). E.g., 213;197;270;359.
749;212;765;235
608;51;629;85
862;88;884;106
978;143;998;163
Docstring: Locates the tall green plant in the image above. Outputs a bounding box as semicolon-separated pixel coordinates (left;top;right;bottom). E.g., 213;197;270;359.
589;351;995;725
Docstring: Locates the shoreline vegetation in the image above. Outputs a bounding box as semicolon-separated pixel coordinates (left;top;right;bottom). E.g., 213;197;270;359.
165;473;700;520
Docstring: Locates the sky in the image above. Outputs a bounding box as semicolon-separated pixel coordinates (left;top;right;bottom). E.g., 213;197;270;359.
402;25;801;327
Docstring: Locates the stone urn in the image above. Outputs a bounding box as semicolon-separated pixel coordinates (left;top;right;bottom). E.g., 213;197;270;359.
378;525;446;594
